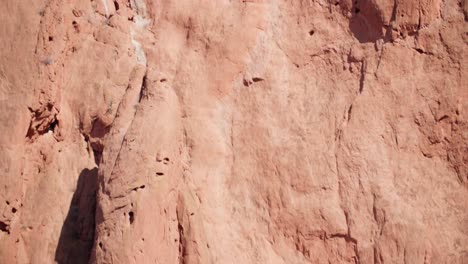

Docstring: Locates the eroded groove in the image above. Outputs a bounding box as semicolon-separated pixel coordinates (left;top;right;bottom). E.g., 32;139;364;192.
176;203;187;264
359;61;366;93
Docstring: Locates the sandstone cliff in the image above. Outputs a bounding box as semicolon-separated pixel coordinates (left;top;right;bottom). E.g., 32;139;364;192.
0;0;467;263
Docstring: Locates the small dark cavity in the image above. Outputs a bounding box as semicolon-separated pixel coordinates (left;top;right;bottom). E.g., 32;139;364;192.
48;36;54;41
415;48;424;54
12;208;17;213
113;0;120;11
190;212;194;216
160;78;167;82
6;201;9;205
0;221;9;234
252;77;264;82
129;211;135;224
243;79;250;87
132;185;146;191
156;172;164;176
309;30;315;36
163;157;170;162
98;242;103;249
437;115;449;122
354;8;360;14
49;119;58;132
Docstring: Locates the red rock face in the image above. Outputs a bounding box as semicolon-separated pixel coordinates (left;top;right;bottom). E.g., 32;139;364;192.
0;0;466;263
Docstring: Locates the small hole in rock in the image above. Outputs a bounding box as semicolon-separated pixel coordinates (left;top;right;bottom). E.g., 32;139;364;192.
309;30;315;36
252;77;264;82
190;213;194;216
0;221;9;234
6;201;9;205
160;78;167;82
140;185;145;189
12;208;17;213
163;157;170;162
156;172;164;176
354;8;360;14
49;119;58;132
99;242;103;249
114;0;120;10
48;36;54;41
129;211;134;224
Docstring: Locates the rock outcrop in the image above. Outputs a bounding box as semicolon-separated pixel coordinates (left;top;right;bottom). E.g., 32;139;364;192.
0;0;466;263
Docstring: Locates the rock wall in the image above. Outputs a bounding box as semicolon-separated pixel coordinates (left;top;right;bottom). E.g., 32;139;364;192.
0;0;466;263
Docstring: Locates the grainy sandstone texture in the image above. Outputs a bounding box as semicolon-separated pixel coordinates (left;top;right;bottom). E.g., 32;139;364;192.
0;0;467;263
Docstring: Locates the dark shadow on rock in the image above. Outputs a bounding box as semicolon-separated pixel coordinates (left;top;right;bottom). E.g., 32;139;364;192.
55;168;98;264
347;0;387;43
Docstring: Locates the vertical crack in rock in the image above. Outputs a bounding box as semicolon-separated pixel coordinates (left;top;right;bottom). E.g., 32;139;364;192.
358;60;367;94
106;67;147;185
138;72;147;103
176;196;187;264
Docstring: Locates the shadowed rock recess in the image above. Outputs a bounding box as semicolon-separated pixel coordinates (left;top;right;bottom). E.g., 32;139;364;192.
0;0;467;263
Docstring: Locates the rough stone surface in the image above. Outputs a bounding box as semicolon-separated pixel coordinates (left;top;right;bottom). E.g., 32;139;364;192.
0;0;467;263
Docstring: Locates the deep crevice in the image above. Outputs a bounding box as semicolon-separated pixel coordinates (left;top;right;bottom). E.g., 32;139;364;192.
138;73;148;103
359;61;366;93
177;222;186;263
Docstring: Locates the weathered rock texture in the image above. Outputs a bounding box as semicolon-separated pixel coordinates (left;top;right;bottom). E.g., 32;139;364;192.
0;0;467;263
